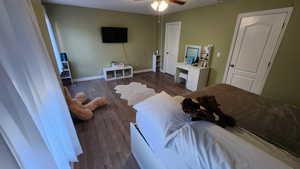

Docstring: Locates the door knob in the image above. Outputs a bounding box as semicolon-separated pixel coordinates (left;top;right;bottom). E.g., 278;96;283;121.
166;52;169;54
229;64;235;68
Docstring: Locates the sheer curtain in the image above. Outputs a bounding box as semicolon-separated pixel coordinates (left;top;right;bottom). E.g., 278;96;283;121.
43;7;63;73
0;0;82;169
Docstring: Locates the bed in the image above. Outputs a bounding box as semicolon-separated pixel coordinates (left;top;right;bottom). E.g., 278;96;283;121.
130;84;300;169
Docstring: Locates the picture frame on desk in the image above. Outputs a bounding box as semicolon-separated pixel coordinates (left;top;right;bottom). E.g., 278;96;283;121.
184;45;202;65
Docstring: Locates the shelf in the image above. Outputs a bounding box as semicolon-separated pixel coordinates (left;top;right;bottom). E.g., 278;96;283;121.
60;60;73;85
116;70;124;78
106;71;115;79
124;69;132;76
103;65;133;81
153;54;161;73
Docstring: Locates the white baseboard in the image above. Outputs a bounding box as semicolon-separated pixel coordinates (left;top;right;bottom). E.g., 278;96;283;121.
133;69;152;74
73;69;152;82
73;75;104;82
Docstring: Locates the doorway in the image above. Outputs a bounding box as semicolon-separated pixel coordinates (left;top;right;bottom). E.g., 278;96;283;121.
223;8;293;94
164;22;181;75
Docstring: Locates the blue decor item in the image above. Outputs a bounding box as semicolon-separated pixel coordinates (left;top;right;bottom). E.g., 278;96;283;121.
60;53;68;61
185;56;194;64
185;46;201;64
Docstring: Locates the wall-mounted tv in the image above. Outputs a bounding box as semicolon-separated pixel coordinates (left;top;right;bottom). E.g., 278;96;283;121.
101;27;128;43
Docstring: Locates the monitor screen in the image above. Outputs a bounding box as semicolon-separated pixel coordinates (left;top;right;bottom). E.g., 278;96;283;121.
101;27;128;43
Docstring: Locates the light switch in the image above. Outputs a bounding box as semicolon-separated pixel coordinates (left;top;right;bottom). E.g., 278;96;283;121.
217;52;221;58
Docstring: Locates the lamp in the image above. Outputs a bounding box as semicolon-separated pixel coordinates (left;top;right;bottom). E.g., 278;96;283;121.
151;0;169;12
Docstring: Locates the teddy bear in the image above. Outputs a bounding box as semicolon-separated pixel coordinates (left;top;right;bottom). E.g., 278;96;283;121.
181;96;236;128
63;87;107;120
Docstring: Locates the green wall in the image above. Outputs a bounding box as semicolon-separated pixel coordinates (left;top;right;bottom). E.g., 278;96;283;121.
162;0;300;106
44;1;300;106
45;4;158;79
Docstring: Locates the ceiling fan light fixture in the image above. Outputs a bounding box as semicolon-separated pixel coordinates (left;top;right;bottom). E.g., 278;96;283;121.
151;1;159;10
151;0;168;12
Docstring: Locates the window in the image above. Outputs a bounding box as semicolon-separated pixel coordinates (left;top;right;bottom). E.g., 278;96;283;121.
43;8;63;73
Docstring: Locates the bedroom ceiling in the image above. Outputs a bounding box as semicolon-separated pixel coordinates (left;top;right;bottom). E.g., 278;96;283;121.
42;0;220;15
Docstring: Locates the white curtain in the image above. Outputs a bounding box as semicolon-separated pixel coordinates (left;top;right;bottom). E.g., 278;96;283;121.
0;0;82;169
43;7;63;73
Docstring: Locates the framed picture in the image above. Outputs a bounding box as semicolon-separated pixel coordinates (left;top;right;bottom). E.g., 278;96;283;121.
184;45;202;64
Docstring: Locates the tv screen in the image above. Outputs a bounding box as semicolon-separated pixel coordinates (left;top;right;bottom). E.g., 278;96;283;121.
101;27;128;43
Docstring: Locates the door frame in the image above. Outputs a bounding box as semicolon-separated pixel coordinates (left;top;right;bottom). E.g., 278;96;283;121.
222;7;293;94
163;21;181;75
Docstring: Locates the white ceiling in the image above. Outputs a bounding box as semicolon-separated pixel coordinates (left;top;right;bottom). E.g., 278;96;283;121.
42;0;220;15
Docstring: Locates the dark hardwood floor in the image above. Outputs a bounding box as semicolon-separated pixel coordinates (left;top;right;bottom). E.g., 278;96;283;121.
69;72;191;169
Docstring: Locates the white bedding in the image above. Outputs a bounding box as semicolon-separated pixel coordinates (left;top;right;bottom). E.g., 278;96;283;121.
135;93;299;169
133;91;189;146
136;112;300;169
166;122;293;169
136;111;188;169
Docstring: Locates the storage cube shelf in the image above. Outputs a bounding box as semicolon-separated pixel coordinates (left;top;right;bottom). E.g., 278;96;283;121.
60;61;73;85
103;65;133;81
124;69;132;76
152;54;161;72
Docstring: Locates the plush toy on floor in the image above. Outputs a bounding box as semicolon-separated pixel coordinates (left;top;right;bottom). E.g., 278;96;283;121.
63;87;107;120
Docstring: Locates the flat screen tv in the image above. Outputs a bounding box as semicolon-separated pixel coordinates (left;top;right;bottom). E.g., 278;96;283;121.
101;27;128;43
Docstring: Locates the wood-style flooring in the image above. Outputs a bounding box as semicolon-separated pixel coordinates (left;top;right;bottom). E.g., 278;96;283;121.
69;72;191;169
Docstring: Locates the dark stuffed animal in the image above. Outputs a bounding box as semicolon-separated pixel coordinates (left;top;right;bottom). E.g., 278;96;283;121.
181;96;236;128
182;98;216;123
197;96;236;127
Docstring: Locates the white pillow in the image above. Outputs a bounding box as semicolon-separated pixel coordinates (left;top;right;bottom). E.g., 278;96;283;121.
133;91;189;144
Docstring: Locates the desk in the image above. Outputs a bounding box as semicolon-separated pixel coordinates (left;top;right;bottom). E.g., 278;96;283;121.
175;62;209;91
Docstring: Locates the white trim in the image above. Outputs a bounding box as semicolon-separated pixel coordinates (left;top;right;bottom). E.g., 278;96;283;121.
163;21;182;75
222;7;293;94
133;69;152;74
73;75;104;82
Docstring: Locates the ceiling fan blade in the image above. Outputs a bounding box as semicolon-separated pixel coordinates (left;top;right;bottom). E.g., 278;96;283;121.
169;0;186;5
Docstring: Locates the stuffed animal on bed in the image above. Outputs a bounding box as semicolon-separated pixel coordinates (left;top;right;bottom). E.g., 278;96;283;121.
181;96;236;128
63;87;107;120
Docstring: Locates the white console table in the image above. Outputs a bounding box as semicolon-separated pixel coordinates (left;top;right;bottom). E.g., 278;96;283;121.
103;65;133;81
175;62;209;91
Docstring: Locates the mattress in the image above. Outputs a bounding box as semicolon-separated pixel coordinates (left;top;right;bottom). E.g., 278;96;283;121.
185;84;300;157
136;111;300;169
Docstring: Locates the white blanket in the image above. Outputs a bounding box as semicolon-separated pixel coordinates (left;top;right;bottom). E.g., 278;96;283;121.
166;121;292;169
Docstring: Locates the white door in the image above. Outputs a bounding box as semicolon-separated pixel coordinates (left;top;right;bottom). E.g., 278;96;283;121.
164;22;181;75
225;10;290;94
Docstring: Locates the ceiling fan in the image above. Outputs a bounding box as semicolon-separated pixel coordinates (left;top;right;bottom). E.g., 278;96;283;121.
168;0;186;5
152;0;186;12
134;0;187;12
